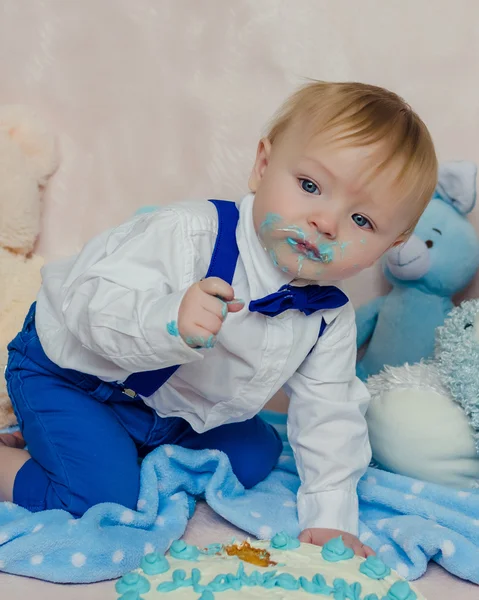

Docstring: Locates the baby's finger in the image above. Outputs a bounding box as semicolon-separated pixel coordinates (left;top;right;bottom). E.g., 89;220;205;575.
350;540;368;558
226;298;245;313
183;326;217;349
199;277;235;301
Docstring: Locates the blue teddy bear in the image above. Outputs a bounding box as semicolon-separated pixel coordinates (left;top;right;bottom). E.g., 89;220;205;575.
356;161;479;381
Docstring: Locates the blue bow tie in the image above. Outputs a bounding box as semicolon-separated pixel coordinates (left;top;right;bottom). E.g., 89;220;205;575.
249;284;349;317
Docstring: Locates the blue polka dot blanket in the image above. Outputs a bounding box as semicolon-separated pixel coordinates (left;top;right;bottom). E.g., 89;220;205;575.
0;410;478;584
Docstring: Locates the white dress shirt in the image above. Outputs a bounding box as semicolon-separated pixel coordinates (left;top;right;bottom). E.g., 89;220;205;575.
35;193;371;534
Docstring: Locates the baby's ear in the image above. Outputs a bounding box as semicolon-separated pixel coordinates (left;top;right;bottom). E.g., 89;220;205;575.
248;138;272;192
0;105;58;185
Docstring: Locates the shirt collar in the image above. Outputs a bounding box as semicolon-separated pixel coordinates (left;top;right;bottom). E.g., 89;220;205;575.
236;193;348;324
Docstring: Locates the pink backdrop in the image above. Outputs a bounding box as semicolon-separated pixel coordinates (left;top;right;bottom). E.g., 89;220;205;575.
1;0;478;306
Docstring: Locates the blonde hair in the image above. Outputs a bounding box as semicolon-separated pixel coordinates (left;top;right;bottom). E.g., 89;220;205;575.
266;81;438;235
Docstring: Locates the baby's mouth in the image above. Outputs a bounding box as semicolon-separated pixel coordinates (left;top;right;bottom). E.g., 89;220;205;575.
287;237;332;263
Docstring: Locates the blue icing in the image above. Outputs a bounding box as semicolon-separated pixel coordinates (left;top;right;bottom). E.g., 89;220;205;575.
115;572;150;594
169;540;200;561
140;552;169;575
385;581;417;600
364;596;380;600
199;591;215;600
273;573;300;590
118;592;144;600
260;213;283;232
156;568;191;592
199;543;223;556
321;536;355;562
333;577;362;599
270;531;301;551
300;573;333;594
359;556;391;580
166;320;179;336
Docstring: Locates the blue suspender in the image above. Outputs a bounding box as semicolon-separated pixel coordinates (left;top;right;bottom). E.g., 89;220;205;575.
122;198;327;398
122;200;240;398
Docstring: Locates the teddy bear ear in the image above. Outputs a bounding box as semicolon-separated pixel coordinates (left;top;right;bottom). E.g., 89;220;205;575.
0;105;58;186
435;160;477;215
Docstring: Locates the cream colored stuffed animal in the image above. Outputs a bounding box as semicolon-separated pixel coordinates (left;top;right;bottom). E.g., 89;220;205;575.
0;106;57;428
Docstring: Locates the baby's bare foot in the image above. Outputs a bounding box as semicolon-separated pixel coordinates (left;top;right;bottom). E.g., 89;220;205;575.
0;431;25;449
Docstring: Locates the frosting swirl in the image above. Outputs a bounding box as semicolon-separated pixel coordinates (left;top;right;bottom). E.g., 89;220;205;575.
169;540;200;561
270;532;301;551
386;580;418;600
321;536;355;562
359;555;391;580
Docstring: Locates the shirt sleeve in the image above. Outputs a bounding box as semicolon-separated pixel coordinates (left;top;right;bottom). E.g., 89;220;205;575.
55;208;205;372
285;304;371;535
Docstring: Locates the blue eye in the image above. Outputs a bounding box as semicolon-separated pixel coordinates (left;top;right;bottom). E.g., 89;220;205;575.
299;179;320;195
352;214;372;229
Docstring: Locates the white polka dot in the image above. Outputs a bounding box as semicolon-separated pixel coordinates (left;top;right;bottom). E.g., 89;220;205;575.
376;519;388;530
144;543;155;555
209;450;220;457
458;491;471;498
283;500;296;507
434;523;445;529
366;476;377;485
217;490;223;499
441;540;456;558
120;510;134;524
396;562;409;578
32;524;44;533
0;533;9;544
68;519;78;526
170;493;181;501
0;560;4;569
3;502;14;510
392;528;401;540
164;446;174;457
156;516;165;526
259;525;273;539
404;494;416;500
411;482;425;494
71;553;87;568
379;544;394;554
250;511;261;518
30;554;44;565
137;499;147;510
112;550;124;564
359;532;372;543
473;519;479;526
279;455;289;462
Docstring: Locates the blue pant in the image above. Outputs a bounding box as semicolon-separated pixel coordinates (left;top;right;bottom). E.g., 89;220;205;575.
5;306;282;517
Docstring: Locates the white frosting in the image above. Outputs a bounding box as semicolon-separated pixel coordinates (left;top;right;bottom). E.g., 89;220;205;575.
132;540;426;599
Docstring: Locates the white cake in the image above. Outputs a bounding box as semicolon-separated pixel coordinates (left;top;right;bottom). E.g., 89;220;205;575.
114;533;425;599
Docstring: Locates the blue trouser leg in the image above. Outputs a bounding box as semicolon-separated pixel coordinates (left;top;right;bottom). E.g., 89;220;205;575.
6;306;283;516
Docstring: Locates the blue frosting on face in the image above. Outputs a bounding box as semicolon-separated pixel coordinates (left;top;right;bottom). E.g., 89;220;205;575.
140;552;169;575
270;531;301;551
321;536;355;562
115;572;151;595
169;539;200;561
359;556;391;580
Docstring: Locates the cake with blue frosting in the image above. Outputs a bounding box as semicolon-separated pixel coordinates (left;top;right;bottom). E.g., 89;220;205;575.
115;533;425;599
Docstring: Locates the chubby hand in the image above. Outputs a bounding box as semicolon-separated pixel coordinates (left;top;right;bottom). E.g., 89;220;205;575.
298;528;375;558
178;277;244;348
